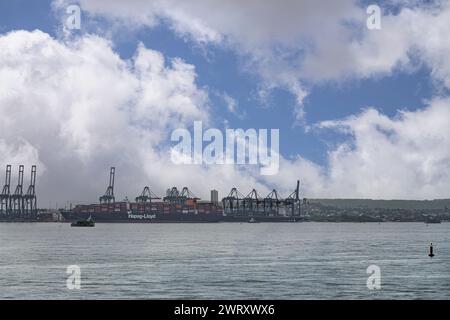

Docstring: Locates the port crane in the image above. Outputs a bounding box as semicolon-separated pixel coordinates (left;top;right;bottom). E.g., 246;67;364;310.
24;165;37;215
263;189;282;214
135;186;160;203
163;187;199;204
222;187;246;213
10;165;25;214
222;180;302;216
100;167;115;204
243;189;262;213
180;187;199;200
284;180;301;216
0;165;11;214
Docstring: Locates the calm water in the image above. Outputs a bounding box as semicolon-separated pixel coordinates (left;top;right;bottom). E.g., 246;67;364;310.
0;222;449;299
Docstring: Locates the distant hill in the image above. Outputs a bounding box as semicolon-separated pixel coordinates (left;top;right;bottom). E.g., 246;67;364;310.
307;199;450;210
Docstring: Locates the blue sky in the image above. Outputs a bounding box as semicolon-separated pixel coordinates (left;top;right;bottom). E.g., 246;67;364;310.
1;0;450;202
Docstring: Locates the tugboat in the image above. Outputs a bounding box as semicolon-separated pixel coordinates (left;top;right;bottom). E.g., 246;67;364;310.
425;217;441;224
71;215;95;227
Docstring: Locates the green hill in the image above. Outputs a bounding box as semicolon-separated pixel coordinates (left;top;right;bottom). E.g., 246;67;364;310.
308;199;450;210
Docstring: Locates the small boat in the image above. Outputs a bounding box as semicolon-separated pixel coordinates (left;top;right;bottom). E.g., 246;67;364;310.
425;217;441;224
71;216;95;227
248;217;260;223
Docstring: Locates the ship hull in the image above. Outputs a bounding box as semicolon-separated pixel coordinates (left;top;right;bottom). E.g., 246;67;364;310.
61;211;222;223
61;211;303;223
61;200;304;223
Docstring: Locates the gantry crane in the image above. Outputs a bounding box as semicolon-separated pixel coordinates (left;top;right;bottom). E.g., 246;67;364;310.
99;167;115;203
24;165;37;214
11;165;24;214
0;165;12;214
136;186;160;203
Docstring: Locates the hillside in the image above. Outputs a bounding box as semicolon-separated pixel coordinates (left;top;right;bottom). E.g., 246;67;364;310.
307;199;450;210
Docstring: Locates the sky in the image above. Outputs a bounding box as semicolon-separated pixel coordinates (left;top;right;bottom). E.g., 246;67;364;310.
1;0;450;207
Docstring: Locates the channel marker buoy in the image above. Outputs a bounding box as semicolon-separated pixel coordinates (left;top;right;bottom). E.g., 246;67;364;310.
428;243;435;258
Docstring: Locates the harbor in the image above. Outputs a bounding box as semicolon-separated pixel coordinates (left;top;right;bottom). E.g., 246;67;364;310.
0;166;306;223
1;165;449;223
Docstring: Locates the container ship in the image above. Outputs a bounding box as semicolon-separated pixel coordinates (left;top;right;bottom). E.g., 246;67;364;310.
62;190;223;223
60;168;305;223
61;168;223;222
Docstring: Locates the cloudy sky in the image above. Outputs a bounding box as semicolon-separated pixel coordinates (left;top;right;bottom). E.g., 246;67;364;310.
1;0;450;207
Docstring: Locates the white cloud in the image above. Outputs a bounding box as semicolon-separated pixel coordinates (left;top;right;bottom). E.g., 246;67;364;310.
2;29;450;203
269;99;450;200
50;0;450;200
52;1;450;119
0;29;305;209
52;0;363;120
0;139;45;182
0;30;242;206
216;92;246;119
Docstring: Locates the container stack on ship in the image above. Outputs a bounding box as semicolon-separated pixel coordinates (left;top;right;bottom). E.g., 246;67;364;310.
62;167;306;223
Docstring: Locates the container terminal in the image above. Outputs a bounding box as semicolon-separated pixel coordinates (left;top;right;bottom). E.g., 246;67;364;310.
0;166;305;223
0;165;39;221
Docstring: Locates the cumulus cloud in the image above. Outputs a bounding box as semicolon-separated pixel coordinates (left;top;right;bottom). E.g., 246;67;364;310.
216;92;246;119
0;30;263;206
51;0;450;121
52;0;363;120
0;139;44;180
0;29;308;209
270;99;450;200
